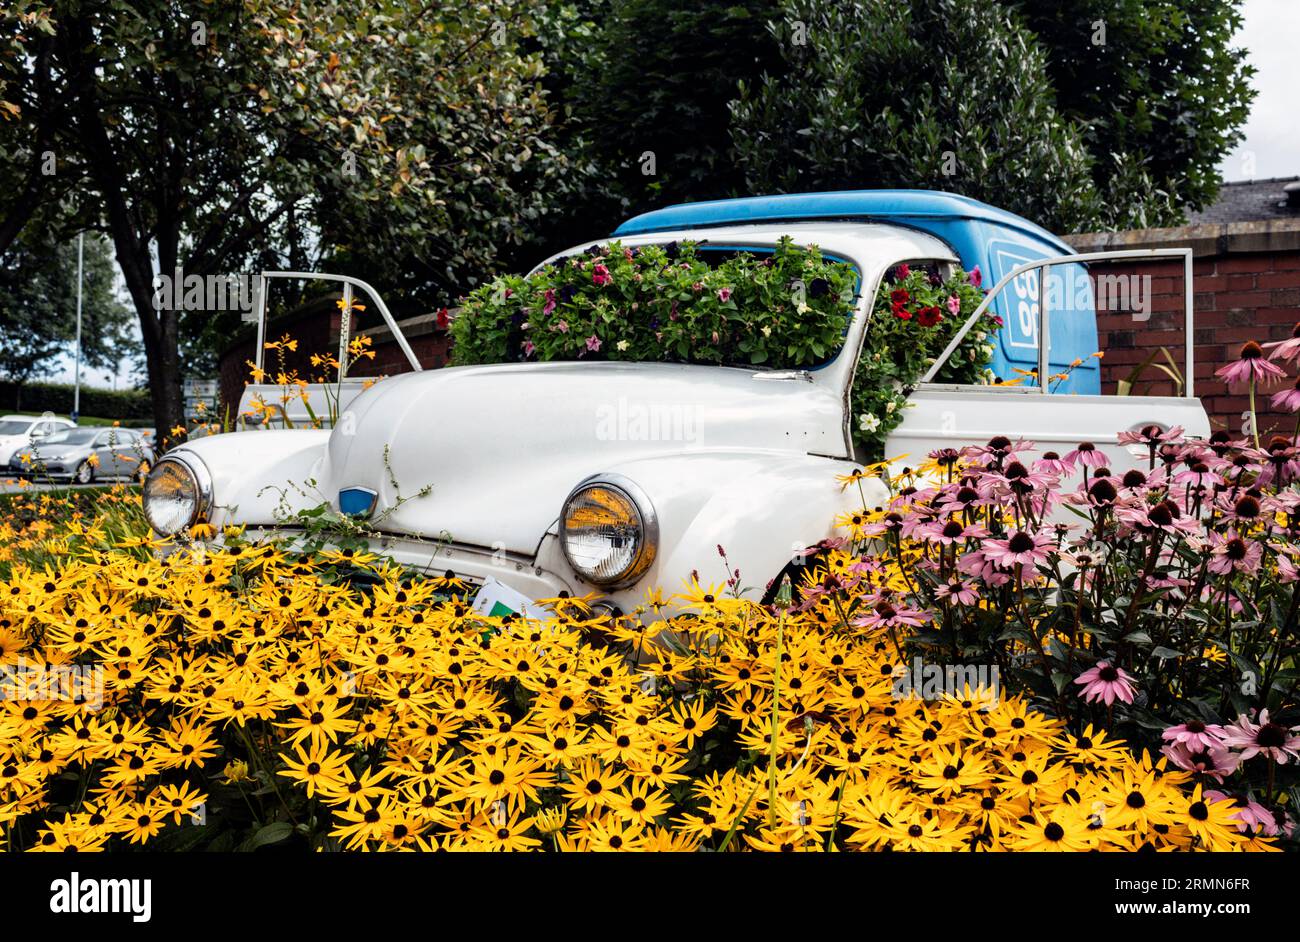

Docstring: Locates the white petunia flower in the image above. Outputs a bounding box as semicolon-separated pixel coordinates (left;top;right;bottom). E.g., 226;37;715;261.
858;413;881;433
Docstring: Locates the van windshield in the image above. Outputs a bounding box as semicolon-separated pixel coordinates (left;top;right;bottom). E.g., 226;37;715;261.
695;245;860;370
498;238;861;372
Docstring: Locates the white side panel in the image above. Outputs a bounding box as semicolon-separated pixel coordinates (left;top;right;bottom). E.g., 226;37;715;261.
888;385;1212;476
236;381;375;429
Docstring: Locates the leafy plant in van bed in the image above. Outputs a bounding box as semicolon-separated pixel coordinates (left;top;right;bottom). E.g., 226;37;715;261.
450;237;855;371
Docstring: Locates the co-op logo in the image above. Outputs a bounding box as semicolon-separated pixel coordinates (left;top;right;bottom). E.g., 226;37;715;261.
152;267;261;320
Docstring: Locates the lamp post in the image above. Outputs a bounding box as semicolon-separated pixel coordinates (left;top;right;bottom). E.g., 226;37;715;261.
73;232;83;422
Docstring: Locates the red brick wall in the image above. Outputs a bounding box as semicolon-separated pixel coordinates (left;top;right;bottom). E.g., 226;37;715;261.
356;330;451;377
217;299;451;421
1094;252;1300;438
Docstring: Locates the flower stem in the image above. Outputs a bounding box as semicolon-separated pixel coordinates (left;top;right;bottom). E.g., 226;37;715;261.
767;613;785;831
1249;377;1260;449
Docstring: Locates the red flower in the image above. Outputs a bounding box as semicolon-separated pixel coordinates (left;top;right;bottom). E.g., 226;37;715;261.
892;303;912;320
890;288;910;305
435;307;450;330
917;306;942;327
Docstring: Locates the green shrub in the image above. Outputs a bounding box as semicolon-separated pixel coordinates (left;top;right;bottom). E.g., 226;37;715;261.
0;380;151;421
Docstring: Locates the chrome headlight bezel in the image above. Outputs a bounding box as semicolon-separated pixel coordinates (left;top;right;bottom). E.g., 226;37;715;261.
142;453;213;536
559;474;658;589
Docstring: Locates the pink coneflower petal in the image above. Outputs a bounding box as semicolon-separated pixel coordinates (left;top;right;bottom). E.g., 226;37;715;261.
1162;742;1238;782
1222;709;1300;763
1161;720;1228;751
1271;376;1300;412
1264;322;1300;362
1064;441;1110;468
1215;341;1286;389
1073;660;1137;706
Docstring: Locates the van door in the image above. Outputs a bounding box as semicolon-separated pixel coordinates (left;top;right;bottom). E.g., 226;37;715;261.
887;248;1211;476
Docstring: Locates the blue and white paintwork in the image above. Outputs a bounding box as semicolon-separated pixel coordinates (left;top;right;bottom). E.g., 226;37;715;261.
615;190;1101;393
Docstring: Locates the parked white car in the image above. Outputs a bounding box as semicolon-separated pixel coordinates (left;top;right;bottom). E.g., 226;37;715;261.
142;192;1210;616
0;413;76;469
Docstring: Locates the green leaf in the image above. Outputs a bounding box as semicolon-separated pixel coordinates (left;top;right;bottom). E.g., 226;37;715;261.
242;822;294;851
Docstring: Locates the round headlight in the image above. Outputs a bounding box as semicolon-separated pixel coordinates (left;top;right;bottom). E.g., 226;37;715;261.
560;476;657;588
142;456;210;536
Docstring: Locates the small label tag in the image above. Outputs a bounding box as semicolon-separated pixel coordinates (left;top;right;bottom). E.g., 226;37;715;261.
470;577;548;622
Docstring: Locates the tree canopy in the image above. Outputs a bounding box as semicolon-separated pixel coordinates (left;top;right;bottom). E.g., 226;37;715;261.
1;0;575;440
0;232;135;386
536;0;1254;239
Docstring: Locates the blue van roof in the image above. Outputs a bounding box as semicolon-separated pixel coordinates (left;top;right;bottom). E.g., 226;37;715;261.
612;189;1071;253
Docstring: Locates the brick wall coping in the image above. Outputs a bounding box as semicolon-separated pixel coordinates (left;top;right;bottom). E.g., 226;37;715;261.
1065;218;1300;258
358;310;451;343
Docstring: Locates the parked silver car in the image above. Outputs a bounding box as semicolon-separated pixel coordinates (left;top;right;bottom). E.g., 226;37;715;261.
9;427;155;484
0;414;77;467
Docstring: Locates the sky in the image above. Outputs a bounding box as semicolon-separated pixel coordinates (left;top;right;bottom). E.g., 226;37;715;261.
39;0;1300;392
1217;0;1300;181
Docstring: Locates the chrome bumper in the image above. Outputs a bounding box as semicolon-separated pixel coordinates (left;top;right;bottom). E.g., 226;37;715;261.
239;527;577;599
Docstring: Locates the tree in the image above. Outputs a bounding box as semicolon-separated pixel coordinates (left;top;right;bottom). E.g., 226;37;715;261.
0;232;135;393
1008;0;1255;227
541;0;1254;236
524;0;783;255
728;0;1108;233
0;3;80;258
0;1;573;443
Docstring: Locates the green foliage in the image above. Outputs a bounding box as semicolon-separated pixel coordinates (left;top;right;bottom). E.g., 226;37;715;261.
730;0;1106;233
0;233;135;384
0;380;151;420
851;262;999;459
451;238;857;369
528;0;781;252
534;0;1255;240
254;1;581;303
1009;0;1255;227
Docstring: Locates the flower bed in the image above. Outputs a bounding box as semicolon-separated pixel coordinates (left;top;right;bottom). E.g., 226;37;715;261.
0;487;1276;851
848;419;1300;838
